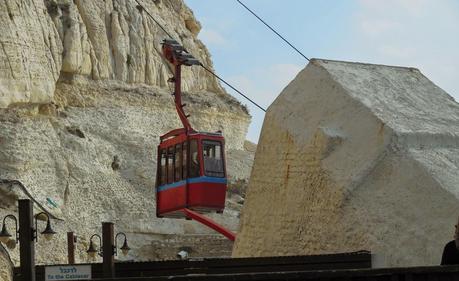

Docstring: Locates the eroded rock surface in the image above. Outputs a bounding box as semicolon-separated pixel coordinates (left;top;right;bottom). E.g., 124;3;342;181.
0;0;251;265
0;245;13;281
0;0;222;108
233;59;459;267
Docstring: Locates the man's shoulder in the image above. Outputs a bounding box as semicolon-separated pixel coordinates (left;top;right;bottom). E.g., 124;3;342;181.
444;240;456;250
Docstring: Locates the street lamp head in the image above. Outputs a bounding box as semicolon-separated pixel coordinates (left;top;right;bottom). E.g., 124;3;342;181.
6;238;16;250
87;233;102;259
0;223;12;243
115;232;130;256
35;212;57;242
120;237;131;256
177;250;189;260
41;219;56;241
35;212;48;221
0;215;18;244
86;240;98;258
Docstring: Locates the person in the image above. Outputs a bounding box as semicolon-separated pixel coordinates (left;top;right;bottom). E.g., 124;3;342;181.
441;217;459;265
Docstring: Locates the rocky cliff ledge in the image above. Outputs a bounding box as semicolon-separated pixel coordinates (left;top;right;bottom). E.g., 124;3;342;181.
0;0;252;265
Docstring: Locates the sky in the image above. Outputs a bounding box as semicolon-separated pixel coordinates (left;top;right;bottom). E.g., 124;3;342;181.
185;0;459;143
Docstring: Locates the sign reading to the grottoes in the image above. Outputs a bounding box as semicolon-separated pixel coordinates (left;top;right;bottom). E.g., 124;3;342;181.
45;265;91;280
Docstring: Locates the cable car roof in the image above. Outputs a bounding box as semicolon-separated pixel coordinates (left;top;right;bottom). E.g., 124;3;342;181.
160;129;223;142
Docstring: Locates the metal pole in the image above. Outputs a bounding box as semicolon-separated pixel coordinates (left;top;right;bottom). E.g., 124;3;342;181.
19;199;35;281
102;222;115;278
67;232;76;264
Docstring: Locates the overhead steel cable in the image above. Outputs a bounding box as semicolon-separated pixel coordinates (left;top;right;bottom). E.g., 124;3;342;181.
134;0;173;39
200;64;266;112
134;0;176;79
236;0;310;62
133;0;267;112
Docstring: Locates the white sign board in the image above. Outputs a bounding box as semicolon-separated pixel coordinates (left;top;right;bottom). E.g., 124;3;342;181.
45;265;92;280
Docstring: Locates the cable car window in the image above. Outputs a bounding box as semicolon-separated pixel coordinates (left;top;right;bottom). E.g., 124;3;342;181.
160;149;167;186
182;141;187;179
167;146;174;184
202;140;224;178
189;140;200;178
175;144;182;182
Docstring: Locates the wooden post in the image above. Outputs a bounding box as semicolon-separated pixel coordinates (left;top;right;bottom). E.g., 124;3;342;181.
18;199;35;281
102;222;115;278
67;232;76;264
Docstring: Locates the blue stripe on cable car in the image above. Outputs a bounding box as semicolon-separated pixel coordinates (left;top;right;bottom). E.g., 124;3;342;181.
188;176;227;184
157;176;227;192
157;180;186;192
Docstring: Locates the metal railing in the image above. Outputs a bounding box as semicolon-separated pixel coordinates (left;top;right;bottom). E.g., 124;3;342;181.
27;251;371;280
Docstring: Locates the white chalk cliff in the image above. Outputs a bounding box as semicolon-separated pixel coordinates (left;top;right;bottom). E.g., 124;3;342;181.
233;59;459;267
0;0;252;266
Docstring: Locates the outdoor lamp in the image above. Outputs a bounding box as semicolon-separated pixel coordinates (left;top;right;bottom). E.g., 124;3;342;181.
86;234;102;258
115;232;130;256
5;238;17;250
86;241;98;258
177;250;189;260
34;212;56;241
120;239;131;256
0;224;11;243
41;219;56;241
0;215;18;244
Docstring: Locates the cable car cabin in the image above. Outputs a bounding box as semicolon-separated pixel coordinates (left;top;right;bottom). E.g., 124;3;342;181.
155;129;227;218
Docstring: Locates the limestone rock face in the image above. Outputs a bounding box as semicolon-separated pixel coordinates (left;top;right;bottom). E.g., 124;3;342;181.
0;245;13;281
0;0;223;108
0;0;251;265
233;59;459;267
0;0;61;107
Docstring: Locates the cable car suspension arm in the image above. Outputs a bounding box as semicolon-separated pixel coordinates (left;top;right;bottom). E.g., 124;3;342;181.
162;39;200;133
182;208;236;241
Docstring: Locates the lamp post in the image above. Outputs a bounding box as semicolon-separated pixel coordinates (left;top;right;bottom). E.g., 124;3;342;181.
102;222;115;278
67;232;77;264
19;199;35;281
1;212;57;245
86;222;131;278
0;199;57;281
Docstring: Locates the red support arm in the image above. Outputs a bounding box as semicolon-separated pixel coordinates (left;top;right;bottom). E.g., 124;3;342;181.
173;65;194;133
162;40;198;134
181;208;236;241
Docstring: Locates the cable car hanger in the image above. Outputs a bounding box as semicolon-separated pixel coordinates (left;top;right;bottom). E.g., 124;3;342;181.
161;39;200;134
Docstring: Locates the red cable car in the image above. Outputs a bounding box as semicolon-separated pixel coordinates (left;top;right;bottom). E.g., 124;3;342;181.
156;130;227;217
155;40;234;240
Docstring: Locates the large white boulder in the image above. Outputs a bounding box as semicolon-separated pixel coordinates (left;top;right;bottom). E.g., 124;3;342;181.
233;59;459;267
